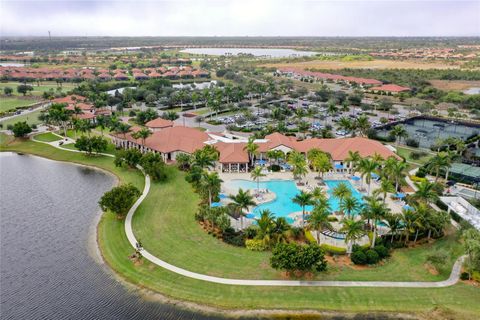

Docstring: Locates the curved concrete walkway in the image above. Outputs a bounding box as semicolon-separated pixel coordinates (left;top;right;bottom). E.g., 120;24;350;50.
31;132;466;287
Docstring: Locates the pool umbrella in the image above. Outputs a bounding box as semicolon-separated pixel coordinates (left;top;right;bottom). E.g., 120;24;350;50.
402;205;414;211
334;164;344;170
395;193;406;199
371;173;380;179
219;194;227;199
256;160;267;166
210;202;223;208
351;176;361;181
245;213;256;219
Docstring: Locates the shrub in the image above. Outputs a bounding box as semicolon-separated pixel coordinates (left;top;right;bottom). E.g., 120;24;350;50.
243;226;258;239
11;121;32;138
245;239;267;251
374;245;389;259
327;216;338;222
410;175;427;183
320;244;346;255
268;164;281;172
365;249;380;264
410;151;428;160
222;228;244;247
351;250;367;265
270;243;327;274
460;272;470;280
305;230;317;244
405;138;419;148
426;250;448;268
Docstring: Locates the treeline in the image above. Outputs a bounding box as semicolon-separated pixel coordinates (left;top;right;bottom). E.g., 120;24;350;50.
2;36;479;51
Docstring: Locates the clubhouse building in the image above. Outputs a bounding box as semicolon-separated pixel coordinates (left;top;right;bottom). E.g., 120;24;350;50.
112;119;398;173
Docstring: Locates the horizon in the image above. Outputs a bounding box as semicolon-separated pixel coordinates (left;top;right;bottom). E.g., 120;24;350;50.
1;0;479;37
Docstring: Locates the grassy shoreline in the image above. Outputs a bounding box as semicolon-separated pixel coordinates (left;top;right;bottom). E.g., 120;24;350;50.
1;135;479;319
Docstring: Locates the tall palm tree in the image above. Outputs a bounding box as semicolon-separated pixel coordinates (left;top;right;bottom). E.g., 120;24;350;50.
345;150;361;175
228;188;256;230
191;146;218;169
307;205;332;244
338;116;352;133
332;182;352;215
137;128;151;146
412;180;439;204
374;179;395;203
244;136;259;167
250;166;266;191
363;196;389;247
355;115;371;137
358;157;379;195
340;218;365;255
256;209;275;247
427;151;451;182
384;157;408;192
340;196;361;219
292;191;314;227
202;172;223;207
271;217;290;244
287;151;307;182
384;212;403;243
390;124;408;147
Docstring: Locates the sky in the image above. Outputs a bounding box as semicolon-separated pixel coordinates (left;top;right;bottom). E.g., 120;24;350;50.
1;0;479;37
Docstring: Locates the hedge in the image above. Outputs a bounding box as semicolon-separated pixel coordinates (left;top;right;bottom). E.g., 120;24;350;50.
320;243;347;255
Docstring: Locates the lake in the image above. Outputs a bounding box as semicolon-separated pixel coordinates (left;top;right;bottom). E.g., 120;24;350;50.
181;47;317;58
0;152;230;320
464;87;480;95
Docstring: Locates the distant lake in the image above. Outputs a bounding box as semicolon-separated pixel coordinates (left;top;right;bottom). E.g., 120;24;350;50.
181;47;317;58
0;152;231;320
464;87;480;95
0;62;25;67
173;80;217;90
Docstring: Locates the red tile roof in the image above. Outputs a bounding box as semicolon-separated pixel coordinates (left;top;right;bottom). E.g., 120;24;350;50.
145;117;174;129
215;142;249;163
144;126;210;153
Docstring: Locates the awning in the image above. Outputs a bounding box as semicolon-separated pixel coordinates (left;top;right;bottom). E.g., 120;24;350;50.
351;176;361;181
395;193;406;199
211;202;223;208
334;164;344;169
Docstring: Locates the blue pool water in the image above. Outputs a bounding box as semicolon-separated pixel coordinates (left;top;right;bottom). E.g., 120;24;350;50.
226;179;364;221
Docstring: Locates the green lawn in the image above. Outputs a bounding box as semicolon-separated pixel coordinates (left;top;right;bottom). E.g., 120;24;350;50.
33;132;62;142
0;81;76;97
0;97;41;112
60;139;117;155
0;108;44;127
1;135;479;318
395;145;435;166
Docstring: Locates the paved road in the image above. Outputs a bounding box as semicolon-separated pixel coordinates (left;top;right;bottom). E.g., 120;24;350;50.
30;133;466;288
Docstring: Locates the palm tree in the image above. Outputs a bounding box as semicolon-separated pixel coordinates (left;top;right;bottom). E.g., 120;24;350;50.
202;172;223;207
191;91;199;110
383;212;403;243
401;209;421;245
244;136;259;167
411;180;439;204
390;124;408;147
427;152;451;182
338;116;352;133
340;218;365;255
292;191;314;227
228;188;256;230
358;157;379;195
340;196;361;219
256;209;275;247
363;196;389;247
250;166;266;192
307;205;332;244
271;217;290;244
384;157;408;192
287;151;307;182
345;150;361;175
191;146;218;169
266;149;284;165
137;128;151;146
355;115;371;137
332;182;352;214
374;179;395;203
115;122;131;139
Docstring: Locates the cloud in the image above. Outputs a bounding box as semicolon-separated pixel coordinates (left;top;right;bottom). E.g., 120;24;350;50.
1;0;479;36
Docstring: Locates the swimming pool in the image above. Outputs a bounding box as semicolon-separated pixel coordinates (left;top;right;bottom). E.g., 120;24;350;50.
225;179;364;221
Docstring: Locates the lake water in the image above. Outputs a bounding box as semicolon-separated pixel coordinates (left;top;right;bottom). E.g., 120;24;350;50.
0;152;229;320
464;87;480;95
181;48;317;58
0;62;26;67
173;80;217;90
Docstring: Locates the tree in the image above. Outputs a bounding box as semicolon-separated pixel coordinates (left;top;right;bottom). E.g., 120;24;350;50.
17;84;33;96
3;86;13;96
390;125;408;147
243;136;259;167
332;182;352;214
292;191;314;227
176;153;191;171
375;179;395;203
228;188;256;230
256;209;275;247
427;151;452;182
362;196;389;247
383;157;407;192
99;183;141;218
287;151;307;182
358;157;379;195
355;115;371;137
11;121;32;138
266;149;284;165
74;136;108;155
340;218;365;255
384;212;403;243
140;152;167;181
137;128;151;145
191;145;219;169
307;204;332;245
345;150;361;175
250;166;266;191
337;116;353;133
270;243;327;274
201;171;223;206
462;229;480;280
115;148;142;168
411;180;440;204
47;103;71;137
340;196;361;219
